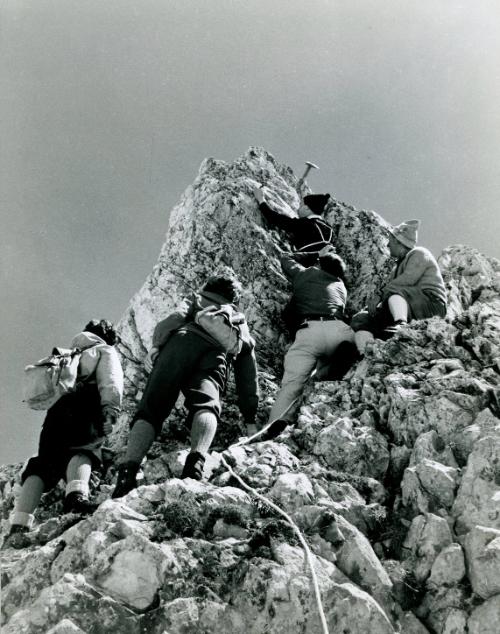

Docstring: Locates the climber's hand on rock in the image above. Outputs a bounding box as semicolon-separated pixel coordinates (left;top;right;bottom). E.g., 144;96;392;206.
145;347;159;373
252;186;265;204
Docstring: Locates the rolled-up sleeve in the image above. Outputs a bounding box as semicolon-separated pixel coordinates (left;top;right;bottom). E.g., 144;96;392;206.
96;346;124;416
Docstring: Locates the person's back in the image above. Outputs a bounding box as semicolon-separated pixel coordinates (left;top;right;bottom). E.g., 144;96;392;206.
253;187;334;252
261;248;354;439
112;274;259;497
387;246;446;306
6;319;123;546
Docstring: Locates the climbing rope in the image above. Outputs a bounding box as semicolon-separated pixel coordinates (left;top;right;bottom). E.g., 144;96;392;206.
219;454;330;634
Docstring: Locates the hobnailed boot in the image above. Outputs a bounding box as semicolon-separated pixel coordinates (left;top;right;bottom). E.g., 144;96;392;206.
181;452;206;481
2;523;33;550
112;461;140;498
248;418;290;444
63;492;98;515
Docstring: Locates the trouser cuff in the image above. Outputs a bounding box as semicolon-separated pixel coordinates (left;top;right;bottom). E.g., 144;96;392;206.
65;480;89;497
10;511;34;528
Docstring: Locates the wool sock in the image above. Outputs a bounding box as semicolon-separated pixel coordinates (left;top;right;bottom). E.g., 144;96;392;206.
124;419;156;464
388;294;409;323
190;410;217;455
354;330;375;355
65;454;92;497
14;475;45;515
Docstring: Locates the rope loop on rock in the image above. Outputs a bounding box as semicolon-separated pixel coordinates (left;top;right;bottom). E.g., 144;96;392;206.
219;454;330;634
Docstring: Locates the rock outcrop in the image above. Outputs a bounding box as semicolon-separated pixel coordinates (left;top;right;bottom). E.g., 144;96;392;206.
2;147;500;633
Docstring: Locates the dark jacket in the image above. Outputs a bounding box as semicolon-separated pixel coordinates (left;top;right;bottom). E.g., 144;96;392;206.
260;202;334;252
152;291;259;424
281;253;347;319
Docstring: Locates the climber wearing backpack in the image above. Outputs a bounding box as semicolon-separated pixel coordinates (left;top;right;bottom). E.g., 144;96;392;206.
7;320;123;544
112;274;259;497
256;246;355;442
351;220;447;354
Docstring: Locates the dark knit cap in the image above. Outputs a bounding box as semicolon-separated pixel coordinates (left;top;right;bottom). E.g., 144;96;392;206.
303;194;331;215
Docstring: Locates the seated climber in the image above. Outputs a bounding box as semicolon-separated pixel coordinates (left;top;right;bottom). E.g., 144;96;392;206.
255;246;355;442
351;220;447;354
252;185;333;253
112;274;259;497
7;320;123;545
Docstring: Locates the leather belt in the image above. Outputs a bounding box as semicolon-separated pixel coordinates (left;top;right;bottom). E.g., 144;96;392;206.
302;314;340;322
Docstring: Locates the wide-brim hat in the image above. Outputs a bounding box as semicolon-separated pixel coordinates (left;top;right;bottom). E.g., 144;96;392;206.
388;219;420;249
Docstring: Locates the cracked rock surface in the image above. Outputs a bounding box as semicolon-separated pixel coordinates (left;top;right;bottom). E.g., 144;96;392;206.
2;148;500;633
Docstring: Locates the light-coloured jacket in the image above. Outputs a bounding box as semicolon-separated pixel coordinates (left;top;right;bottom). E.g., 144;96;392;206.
70;331;124;417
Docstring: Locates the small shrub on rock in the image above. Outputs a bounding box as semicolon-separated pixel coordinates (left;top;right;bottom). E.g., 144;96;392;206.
204;504;250;534
151;498;203;541
248;519;298;554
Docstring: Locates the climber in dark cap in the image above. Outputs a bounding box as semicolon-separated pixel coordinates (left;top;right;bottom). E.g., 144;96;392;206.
253;186;335;336
253;186;333;253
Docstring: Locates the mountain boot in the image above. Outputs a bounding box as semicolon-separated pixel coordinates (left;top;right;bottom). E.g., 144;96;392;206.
2;525;33;550
248;418;293;444
63;492;98;515
181;452;206;481
112;461;140;498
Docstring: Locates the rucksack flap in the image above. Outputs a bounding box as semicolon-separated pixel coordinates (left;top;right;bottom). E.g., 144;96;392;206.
23;347;83;411
194;303;245;356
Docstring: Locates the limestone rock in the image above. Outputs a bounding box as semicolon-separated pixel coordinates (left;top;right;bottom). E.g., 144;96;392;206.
2;148;500;632
402;513;453;583
427;543;465;588
452;435;500;534
402;459;459;515
468;594;500;634
312;417;390;480
463;525;500;599
334;515;393;607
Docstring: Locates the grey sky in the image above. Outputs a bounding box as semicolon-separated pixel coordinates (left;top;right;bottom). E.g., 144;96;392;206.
2;0;500;464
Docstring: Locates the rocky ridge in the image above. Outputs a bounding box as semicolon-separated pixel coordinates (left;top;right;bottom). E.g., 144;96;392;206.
1;148;500;633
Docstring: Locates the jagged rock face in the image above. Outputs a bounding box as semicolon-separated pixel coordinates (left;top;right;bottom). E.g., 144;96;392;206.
2;147;500;634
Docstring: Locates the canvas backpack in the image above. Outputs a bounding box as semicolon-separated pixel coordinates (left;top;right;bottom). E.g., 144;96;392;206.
193;300;245;357
23;345;96;410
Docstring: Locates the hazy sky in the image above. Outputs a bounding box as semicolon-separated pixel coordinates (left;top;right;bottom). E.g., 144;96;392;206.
2;0;500;464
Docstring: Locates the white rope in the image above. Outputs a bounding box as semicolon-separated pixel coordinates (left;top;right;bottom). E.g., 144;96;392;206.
219;454;330;634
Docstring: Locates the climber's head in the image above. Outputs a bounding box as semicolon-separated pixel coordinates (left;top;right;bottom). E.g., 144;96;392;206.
319;252;346;282
84;319;118;345
203;275;242;304
299;193;331;218
388;219;420;257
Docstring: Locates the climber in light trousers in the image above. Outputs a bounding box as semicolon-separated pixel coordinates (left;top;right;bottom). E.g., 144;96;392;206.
351;219;447;354
258;246;355;442
112;274;259;497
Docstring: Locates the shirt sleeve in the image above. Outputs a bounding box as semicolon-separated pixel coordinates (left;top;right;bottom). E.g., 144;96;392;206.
233;343;259;425
152;298;194;349
260;202;299;233
96;346;124;417
280;253;306;281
